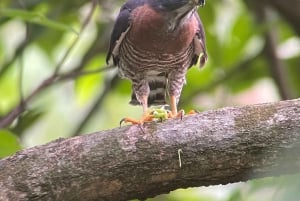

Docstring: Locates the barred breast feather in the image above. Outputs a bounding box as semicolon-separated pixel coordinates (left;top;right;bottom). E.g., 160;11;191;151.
106;1;207;107
119;35;194;105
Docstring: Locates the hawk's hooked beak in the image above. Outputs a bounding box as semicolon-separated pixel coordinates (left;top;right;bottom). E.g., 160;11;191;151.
191;0;205;7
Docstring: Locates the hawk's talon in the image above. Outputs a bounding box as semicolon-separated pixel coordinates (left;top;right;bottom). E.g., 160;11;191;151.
119;113;154;126
187;110;198;115
120;108;199;126
120;118;126;127
167;109;197;120
178;110;185;120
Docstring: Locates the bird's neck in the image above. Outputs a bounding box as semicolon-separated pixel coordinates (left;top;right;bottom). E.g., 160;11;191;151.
166;8;197;32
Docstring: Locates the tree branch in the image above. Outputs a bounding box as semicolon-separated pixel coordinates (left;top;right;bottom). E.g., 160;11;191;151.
0;0;98;128
266;0;300;36
70;73;120;136
180;50;262;106
248;2;295;100
1;99;300;201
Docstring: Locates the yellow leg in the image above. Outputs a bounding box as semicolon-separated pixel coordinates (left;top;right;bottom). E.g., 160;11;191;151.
141;95;149;117
169;95;178;117
168;95;185;119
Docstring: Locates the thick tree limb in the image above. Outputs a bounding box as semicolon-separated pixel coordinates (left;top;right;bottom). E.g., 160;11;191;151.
1;99;300;201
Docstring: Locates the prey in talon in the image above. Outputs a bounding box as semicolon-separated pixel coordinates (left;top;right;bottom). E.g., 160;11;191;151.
120;106;169;126
106;0;208;125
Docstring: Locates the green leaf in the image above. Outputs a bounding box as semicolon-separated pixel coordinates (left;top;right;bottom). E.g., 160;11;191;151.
75;56;105;105
0;8;78;34
12;109;45;136
0;129;22;158
0;66;19;115
287;57;300;97
223;12;255;67
226;56;268;93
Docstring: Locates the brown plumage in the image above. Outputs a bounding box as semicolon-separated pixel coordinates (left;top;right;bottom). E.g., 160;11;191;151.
106;0;207;123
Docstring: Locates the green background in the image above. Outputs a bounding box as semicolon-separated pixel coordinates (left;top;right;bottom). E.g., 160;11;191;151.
0;0;300;200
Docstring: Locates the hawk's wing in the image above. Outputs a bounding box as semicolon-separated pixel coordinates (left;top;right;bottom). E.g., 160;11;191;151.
106;0;146;65
191;11;208;68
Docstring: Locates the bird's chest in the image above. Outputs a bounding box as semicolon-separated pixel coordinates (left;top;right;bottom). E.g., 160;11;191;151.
128;5;196;53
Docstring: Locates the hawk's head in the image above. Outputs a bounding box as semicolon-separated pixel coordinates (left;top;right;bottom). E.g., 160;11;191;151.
150;0;205;31
151;0;205;11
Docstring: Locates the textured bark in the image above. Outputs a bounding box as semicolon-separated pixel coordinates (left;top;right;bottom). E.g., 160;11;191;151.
1;99;300;201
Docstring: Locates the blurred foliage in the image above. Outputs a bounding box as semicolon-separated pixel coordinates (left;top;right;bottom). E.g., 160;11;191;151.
1;8;78;33
0;0;300;200
0;129;22;157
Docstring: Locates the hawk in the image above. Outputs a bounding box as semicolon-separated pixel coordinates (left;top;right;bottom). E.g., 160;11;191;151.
106;0;207;124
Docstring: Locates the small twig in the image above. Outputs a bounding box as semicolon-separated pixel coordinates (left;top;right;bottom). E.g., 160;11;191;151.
17;0;31;127
0;0;100;128
53;0;97;75
245;2;294;100
181;51;262;106
262;11;294;99
71;73;119;136
178;149;183;168
0;39;30;78
16;30;27;131
0;75;56;128
0;65;115;128
264;31;293;99
57;65;115;81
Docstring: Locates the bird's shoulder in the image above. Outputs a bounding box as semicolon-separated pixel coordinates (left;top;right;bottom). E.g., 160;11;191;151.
106;0;147;65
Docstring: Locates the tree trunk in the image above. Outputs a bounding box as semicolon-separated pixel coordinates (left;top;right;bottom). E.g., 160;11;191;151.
1;99;300;201
267;0;300;35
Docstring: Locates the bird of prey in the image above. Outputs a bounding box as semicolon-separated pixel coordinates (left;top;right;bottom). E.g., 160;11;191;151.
106;0;207;124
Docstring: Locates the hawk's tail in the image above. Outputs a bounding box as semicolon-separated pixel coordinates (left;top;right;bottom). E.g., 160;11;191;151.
129;75;167;106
